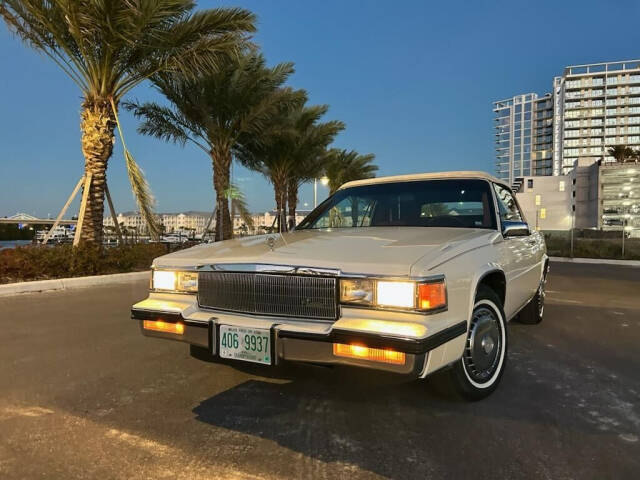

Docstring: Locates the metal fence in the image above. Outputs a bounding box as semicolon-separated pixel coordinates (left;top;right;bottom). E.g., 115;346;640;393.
543;228;640;260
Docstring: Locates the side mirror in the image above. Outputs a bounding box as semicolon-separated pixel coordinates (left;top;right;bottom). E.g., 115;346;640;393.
502;221;530;238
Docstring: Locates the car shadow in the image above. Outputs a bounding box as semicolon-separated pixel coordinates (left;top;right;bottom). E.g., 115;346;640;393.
191;326;640;479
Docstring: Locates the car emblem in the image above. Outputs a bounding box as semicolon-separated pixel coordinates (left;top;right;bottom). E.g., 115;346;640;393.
266;236;275;251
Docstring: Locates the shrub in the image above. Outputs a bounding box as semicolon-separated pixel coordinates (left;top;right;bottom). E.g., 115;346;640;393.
0;243;170;284
543;232;640;260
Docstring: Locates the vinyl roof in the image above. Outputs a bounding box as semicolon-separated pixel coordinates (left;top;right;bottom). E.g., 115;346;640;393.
339;171;504;190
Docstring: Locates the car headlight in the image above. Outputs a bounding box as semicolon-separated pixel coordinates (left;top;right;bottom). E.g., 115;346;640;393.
152;270;198;293
340;278;374;305
377;281;415;308
340;277;446;312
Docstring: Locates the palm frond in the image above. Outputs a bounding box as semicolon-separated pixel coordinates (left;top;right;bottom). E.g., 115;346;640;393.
324;149;378;194
124;100;208;152
123;149;160;239
228;185;254;230
110;98;160;239
1;1;256;100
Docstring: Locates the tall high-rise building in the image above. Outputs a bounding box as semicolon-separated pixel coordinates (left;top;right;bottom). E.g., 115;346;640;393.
493;93;553;185
494;59;640;185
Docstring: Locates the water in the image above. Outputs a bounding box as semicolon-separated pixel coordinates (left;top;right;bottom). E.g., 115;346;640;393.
0;240;32;250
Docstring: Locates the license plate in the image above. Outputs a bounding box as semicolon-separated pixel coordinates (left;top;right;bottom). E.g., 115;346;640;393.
219;325;271;365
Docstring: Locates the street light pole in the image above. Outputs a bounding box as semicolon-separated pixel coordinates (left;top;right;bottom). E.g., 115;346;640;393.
313;176;329;208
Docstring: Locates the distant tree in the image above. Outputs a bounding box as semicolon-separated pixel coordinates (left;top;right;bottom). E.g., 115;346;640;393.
324;149;378;195
286;115;344;229
226;184;254;233
1;1;255;244
238;104;344;231
608;145;635;163
128;54;301;241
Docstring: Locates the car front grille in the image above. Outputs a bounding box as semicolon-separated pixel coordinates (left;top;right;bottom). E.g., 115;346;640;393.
198;271;338;321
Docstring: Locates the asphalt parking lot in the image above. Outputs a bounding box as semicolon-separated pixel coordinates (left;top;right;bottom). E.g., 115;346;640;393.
0;261;639;479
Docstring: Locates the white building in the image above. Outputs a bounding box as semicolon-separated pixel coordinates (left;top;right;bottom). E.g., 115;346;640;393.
514;175;573;231
494;59;640;186
246;210;312;235
104;211;210;235
104;209;313;236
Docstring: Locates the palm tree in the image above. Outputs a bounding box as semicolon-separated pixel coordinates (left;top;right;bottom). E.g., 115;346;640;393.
127;54;302;241
608;145;635;163
225;184;254;235
238;104;344;231
1;1;255;244
286;119;345;228
324;149;378;194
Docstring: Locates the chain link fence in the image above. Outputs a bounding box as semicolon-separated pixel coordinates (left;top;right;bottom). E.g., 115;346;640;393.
543;228;640;260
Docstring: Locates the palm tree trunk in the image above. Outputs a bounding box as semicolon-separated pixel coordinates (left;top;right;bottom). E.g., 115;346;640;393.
273;179;288;232
79;99;116;245
211;147;233;241
287;179;298;230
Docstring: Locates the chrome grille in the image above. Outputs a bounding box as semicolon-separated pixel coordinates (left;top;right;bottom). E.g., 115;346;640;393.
198;272;338;320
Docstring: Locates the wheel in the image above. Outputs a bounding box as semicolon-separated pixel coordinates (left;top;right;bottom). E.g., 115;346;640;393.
449;285;507;400
516;265;547;325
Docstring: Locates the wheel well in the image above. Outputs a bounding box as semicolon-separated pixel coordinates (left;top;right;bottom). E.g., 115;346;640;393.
477;271;506;307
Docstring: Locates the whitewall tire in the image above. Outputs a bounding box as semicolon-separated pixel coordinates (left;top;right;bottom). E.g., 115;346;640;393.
449;285;508;400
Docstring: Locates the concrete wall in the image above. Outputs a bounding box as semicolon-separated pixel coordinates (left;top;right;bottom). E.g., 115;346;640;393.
515;175;573;230
572;158;599;229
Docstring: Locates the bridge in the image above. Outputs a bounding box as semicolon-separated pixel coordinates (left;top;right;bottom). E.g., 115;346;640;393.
0;213;77;226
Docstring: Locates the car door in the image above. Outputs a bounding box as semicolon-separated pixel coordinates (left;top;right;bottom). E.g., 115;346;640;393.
492;183;541;318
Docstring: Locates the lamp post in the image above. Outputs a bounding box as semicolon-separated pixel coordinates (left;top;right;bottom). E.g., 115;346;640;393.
314;176;329;208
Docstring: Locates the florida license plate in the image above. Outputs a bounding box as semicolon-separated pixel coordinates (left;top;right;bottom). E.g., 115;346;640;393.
219;325;271;365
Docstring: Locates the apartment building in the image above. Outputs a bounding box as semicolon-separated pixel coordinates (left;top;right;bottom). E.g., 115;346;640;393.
104;211;210;235
494;59;640;185
494;93;554;185
103;209;313;236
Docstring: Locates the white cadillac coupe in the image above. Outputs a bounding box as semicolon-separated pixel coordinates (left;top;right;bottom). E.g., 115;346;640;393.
132;171;547;399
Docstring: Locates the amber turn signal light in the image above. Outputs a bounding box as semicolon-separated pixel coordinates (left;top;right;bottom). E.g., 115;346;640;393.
333;343;406;365
418;282;446;310
143;320;184;335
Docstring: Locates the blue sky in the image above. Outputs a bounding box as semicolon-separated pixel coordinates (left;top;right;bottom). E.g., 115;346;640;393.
2;0;640;217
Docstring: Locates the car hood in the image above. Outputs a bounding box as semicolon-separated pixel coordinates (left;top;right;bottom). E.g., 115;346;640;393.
154;227;498;276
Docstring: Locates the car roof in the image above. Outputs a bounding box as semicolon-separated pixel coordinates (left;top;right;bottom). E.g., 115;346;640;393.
339;171;504;190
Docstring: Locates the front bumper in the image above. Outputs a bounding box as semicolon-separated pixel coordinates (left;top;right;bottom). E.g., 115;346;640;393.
131;296;467;377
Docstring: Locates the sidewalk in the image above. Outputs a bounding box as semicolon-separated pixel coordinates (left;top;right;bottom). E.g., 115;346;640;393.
0;271;149;297
550;256;640;267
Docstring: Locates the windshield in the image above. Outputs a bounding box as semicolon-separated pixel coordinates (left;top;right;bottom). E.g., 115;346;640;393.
297;179;497;230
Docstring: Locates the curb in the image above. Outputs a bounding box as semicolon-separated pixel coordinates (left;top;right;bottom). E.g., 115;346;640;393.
550;256;640;267
0;271;150;297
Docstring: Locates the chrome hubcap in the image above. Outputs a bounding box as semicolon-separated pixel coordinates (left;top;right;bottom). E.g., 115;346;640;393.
464;306;502;383
481;335;495;354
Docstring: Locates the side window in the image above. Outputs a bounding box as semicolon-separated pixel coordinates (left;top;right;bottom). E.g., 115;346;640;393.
493;184;523;223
